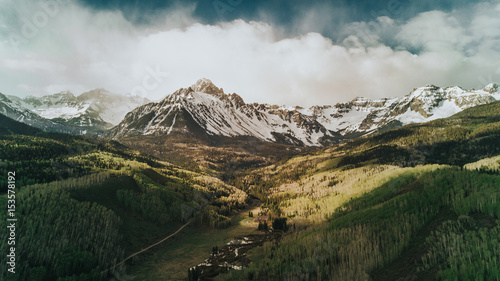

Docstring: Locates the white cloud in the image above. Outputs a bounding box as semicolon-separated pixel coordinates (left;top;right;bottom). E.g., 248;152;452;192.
396;11;470;53
0;0;500;106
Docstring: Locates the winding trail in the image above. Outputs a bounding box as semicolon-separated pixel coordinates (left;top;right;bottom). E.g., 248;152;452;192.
102;221;191;274
124;200;262;280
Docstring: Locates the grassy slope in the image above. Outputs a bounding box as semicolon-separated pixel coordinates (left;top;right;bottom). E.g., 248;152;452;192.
0;147;250;280
464;154;500;173
243;102;500;214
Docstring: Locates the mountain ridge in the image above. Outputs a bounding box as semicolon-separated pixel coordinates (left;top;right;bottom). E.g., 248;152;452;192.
110;79;500;146
2;80;499;144
1;89;150;135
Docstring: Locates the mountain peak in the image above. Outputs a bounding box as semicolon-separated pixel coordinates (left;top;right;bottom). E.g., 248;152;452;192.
194;78;213;86
191;78;225;96
483;83;499;93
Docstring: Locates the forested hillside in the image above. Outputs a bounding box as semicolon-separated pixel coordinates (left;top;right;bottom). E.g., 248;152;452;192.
224;166;499;281
1;100;499;281
0;113;249;281
217;102;500;280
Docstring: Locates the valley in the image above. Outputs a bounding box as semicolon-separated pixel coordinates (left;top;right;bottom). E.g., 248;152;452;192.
0;85;499;281
125;202;264;281
3;0;500;279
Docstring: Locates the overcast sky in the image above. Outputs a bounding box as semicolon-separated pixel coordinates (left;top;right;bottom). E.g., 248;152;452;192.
1;0;499;106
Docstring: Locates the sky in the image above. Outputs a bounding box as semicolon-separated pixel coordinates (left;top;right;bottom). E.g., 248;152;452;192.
1;0;500;106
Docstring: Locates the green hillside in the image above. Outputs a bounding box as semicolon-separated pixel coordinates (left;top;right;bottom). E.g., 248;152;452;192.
0;114;249;281
218;102;500;280
1;101;499;281
225;166;499;281
0;113;42;135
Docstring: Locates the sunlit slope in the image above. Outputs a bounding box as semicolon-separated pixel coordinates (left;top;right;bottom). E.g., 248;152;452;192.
222;102;500;281
243;101;500;199
224;163;500;281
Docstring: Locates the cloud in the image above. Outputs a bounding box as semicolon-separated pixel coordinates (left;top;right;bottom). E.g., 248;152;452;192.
393;1;500;88
0;0;500;107
396;11;470;53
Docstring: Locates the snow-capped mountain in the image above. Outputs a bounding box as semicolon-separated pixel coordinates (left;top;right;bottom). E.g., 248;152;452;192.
3;89;149;134
110;79;500;146
306;83;500;136
0;92;84;134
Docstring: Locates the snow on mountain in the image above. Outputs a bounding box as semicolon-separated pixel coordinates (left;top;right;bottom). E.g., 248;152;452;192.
4;79;495;145
110;79;332;145
7;89;150;131
110;79;500;146
0;92;84;134
315;83;499;135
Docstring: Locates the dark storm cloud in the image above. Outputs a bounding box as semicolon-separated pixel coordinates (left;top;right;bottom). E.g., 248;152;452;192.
78;0;484;34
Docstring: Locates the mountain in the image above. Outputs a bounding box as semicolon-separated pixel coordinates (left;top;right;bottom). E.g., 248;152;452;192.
231;100;500;281
7;89;150;132
0;92;83;134
109;78;323;145
2;89;149;135
0;112;42;135
110;79;500;146
2;83;500;281
0;110;250;281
